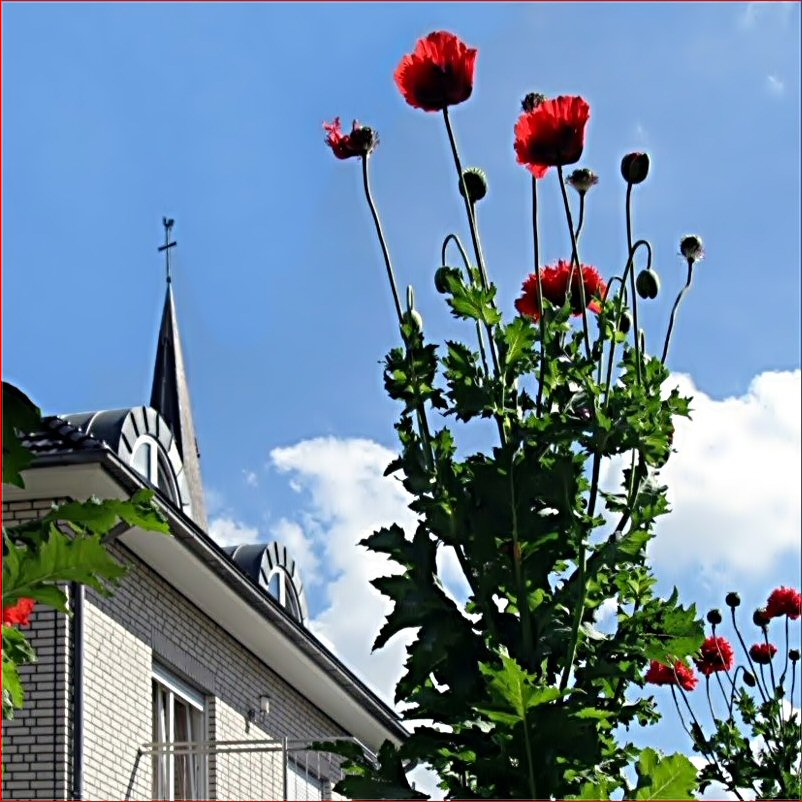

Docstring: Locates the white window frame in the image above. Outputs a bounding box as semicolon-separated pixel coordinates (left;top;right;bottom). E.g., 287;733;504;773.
266;567;302;620
132;436;179;503
152;664;208;801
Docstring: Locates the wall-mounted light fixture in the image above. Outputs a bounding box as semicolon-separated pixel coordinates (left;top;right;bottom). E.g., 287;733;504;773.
247;694;272;725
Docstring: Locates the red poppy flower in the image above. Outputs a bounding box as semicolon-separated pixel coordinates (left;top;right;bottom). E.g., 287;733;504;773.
323;118;377;160
644;660;698;691
514;96;591;178
749;643;778;665
766;586;802;620
3;597;36;627
394;31;477;112
515;259;606;322
695;636;735;677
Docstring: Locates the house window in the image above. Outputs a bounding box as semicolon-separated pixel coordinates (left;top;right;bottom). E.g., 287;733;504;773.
152;666;207;800
265;567;303;621
132;437;179;503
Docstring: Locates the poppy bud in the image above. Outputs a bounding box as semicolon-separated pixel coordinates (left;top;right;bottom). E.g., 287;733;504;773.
521;92;547;112
742;670;757;687
680;235;704;263
790;649;800;662
434;267;452;295
707;609;723;626
726;592;741;609
402;309;423;333
618;309;633;334
753;608;771;628
621;152;650;184
690;722;705;745
635;269;660;299
566;168;599;195
458;167;488;204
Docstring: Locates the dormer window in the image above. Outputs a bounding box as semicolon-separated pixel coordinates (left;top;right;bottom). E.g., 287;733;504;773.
266;567;303;621
132;437;179;504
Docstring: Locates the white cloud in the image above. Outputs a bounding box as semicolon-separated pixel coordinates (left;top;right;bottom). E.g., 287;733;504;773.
271;437;419;705
738;1;795;29
208;515;260;547
600;370;800;581
649;370;801;578
243;469;259;487
272;518;321;587
766;74;785;95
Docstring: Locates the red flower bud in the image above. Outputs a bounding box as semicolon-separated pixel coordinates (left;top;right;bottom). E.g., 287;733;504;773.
620;152;650;184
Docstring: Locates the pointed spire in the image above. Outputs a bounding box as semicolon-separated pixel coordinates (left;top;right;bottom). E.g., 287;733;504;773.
150;219;209;531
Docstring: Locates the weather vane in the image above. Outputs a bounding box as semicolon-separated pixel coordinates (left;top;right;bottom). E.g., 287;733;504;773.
158;217;177;284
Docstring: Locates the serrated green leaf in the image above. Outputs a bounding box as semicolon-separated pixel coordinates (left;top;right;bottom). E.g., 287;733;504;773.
634;748;697;800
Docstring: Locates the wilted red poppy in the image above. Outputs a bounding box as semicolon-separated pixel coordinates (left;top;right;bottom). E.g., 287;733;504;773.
394;31;477;112
3;597;36;627
323;118;377;160
514;96;590;179
749;643;778;665
766;586;802;620
695;636;735;676
515;260;606;322
645;660;698;691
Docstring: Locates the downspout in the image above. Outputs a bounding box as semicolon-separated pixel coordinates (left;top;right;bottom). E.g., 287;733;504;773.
70;582;84;801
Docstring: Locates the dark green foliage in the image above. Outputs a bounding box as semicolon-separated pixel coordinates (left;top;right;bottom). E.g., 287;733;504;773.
317;283;703;798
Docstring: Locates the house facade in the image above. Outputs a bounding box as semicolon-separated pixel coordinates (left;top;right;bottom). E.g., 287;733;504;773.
2;247;406;801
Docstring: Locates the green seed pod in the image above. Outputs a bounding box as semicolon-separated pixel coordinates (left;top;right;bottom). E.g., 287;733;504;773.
753;608;770;628
725;592;741;609
790;649;800;662
706;609;723;626
635;268;660;300
458;167;488;204
742;670;757;688
618;309;633;334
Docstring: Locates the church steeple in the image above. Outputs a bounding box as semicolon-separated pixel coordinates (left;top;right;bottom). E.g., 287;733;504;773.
150;218;209;531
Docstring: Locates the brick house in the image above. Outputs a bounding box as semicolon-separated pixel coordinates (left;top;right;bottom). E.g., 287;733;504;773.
2;254;406;801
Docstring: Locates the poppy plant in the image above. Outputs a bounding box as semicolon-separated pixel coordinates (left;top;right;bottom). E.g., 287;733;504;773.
323;118;377;160
515;260;606;322
749;643;778;665
514;95;591;179
765;586;802;620
394;31;477;112
3;597;36;627
694;636;735;676
644;659;698;691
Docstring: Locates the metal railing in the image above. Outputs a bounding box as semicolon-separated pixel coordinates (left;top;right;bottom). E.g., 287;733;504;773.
125;735;372;801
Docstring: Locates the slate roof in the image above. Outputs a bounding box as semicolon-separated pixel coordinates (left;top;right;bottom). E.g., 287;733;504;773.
20;415;108;456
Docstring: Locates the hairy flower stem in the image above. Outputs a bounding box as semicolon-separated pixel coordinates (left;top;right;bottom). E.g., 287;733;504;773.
575;193;586;243
763;628;778;694
731;609;769;704
361;156;434;476
559;451;600;692
531;177;547;416
624;183;642;385
510;459;535;671
362;156;403;323
521;711;538;800
442;233;490;376
661;259;695;364
705;676;718;724
442;108;501;379
675;683;744;801
557;166;591;360
790;669;797;725
782;615;790;687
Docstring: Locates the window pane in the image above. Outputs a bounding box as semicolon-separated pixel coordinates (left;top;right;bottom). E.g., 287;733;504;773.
133;442;152;481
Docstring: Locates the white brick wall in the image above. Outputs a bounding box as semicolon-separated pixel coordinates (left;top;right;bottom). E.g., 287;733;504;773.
2;499;349;801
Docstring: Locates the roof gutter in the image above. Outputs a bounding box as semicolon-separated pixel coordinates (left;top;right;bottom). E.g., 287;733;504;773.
28;447;408;746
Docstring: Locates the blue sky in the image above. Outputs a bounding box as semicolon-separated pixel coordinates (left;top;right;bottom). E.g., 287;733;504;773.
3;1;800;790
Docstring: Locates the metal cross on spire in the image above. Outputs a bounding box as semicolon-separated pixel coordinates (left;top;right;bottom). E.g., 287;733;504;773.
158;217;177;284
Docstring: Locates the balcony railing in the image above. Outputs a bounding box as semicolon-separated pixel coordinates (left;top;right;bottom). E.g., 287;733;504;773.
126;735;371;801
